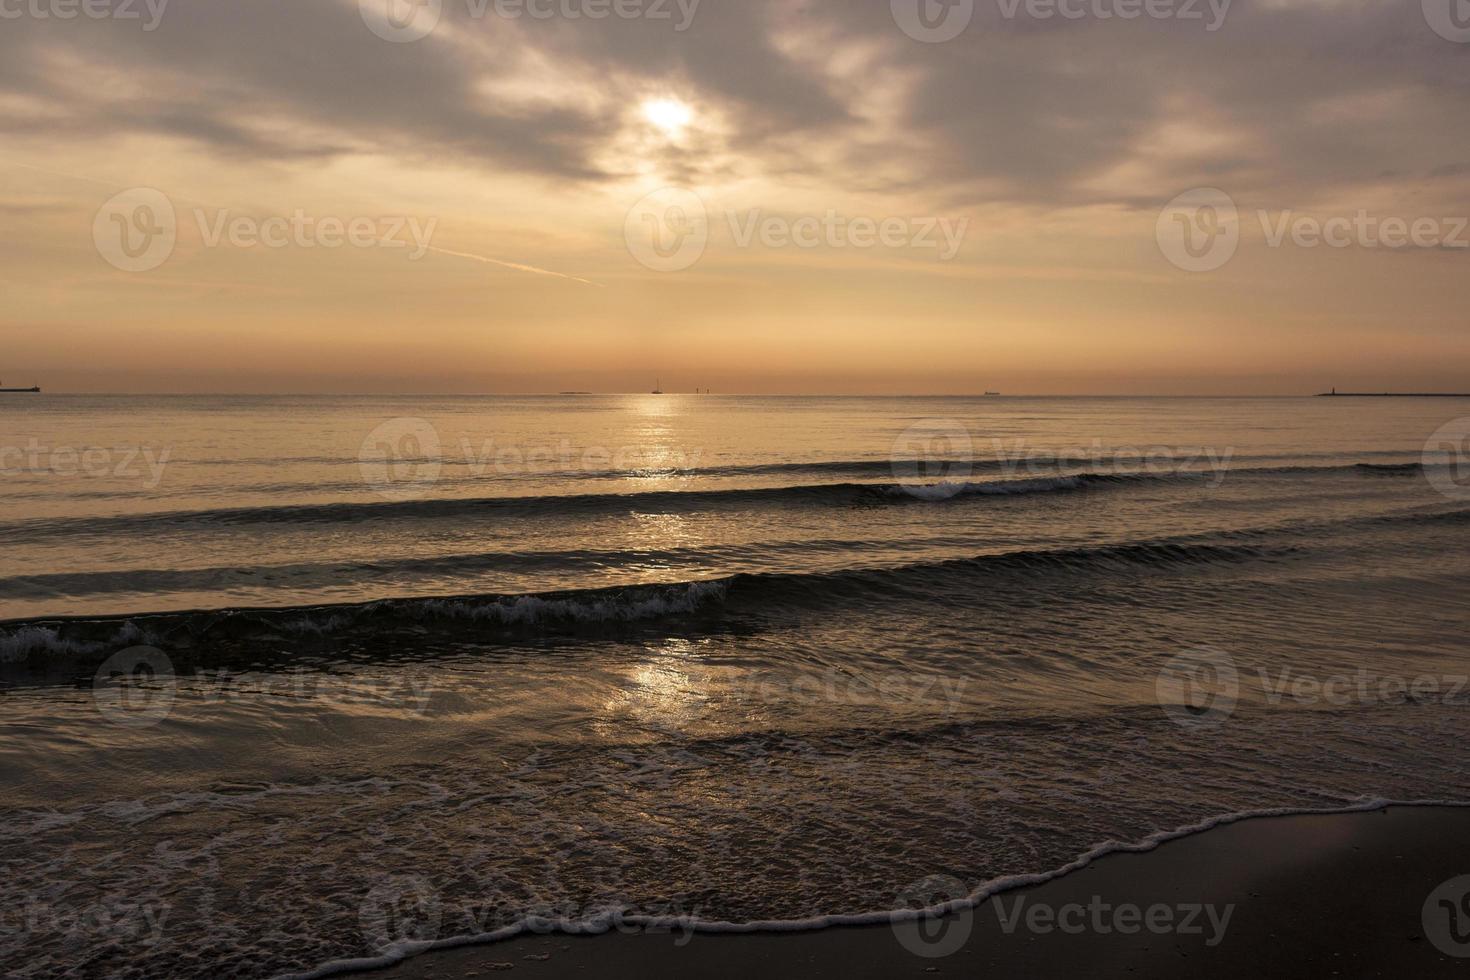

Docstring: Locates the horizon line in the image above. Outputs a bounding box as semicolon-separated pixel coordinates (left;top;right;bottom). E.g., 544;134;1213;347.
10;390;1455;399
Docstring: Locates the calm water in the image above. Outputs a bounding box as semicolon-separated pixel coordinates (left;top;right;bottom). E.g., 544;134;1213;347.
2;395;1469;978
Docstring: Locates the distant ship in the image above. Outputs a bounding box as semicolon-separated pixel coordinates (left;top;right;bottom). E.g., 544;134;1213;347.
0;379;39;393
1318;388;1470;397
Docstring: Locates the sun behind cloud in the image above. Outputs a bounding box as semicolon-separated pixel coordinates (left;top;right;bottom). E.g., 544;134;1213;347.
641;98;694;138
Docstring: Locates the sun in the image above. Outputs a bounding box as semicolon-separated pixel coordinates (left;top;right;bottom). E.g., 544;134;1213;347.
641;98;693;137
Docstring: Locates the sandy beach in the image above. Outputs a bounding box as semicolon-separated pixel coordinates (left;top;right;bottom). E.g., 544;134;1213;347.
345;806;1470;979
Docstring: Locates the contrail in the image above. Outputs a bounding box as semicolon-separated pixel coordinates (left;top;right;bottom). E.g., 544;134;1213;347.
5;162;603;287
421;244;602;287
3;160;135;190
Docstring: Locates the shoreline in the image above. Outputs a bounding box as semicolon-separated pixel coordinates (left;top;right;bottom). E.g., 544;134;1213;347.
306;801;1470;979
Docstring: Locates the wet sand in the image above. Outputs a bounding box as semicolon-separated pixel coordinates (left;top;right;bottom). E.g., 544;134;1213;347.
338;805;1470;979
330;811;1470;975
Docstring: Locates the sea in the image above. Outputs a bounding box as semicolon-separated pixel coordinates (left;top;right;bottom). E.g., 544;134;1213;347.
1;394;1468;978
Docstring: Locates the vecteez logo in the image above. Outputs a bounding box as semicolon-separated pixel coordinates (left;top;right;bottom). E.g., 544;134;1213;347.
624;189;970;273
892;875;974;957
1423;0;1470;43
1157;188;1239;273
359;875;442;954
891;0;975;43
92;188;439;273
92;646;176;729
0;0;170;30
359;417;444;501
893;0;1231;40
1424;417;1470;501
890;419;975;499
1156;647;1239;728
624;188;711;272
93;188;177;273
359;0;443;43
360;0;701;42
1424;876;1470;957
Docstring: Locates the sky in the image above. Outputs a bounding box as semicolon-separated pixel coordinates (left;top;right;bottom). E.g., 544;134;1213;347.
2;0;1468;394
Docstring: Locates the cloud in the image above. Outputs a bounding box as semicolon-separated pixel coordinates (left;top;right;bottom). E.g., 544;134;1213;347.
0;0;1466;213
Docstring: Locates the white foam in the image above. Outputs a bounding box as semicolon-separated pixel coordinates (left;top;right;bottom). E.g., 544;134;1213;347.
0;626;99;662
434;580;730;624
276;796;1470;980
0;620;158;662
0;581;732;660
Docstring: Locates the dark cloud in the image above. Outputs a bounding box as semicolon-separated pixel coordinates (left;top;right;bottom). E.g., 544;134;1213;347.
0;0;1466;206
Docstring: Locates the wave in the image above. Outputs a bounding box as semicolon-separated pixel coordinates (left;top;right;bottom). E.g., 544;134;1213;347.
0;473;1130;541
134;447;1439;475
0;535;1286;665
0;579;733;665
4;459;1444;542
8;493;1463;608
1353;462;1424;474
0;536;960;600
879;474;1098;500
5;493;1464;669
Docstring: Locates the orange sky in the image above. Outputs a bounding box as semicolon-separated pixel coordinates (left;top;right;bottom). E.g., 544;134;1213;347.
3;1;1468;394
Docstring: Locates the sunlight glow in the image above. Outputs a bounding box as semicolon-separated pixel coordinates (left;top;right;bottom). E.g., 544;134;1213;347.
641;98;693;137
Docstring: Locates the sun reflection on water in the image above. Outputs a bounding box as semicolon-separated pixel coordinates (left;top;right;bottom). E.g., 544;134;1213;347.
602;638;717;737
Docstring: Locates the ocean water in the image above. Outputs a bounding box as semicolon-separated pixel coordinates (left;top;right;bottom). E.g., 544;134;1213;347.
2;395;1469;978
